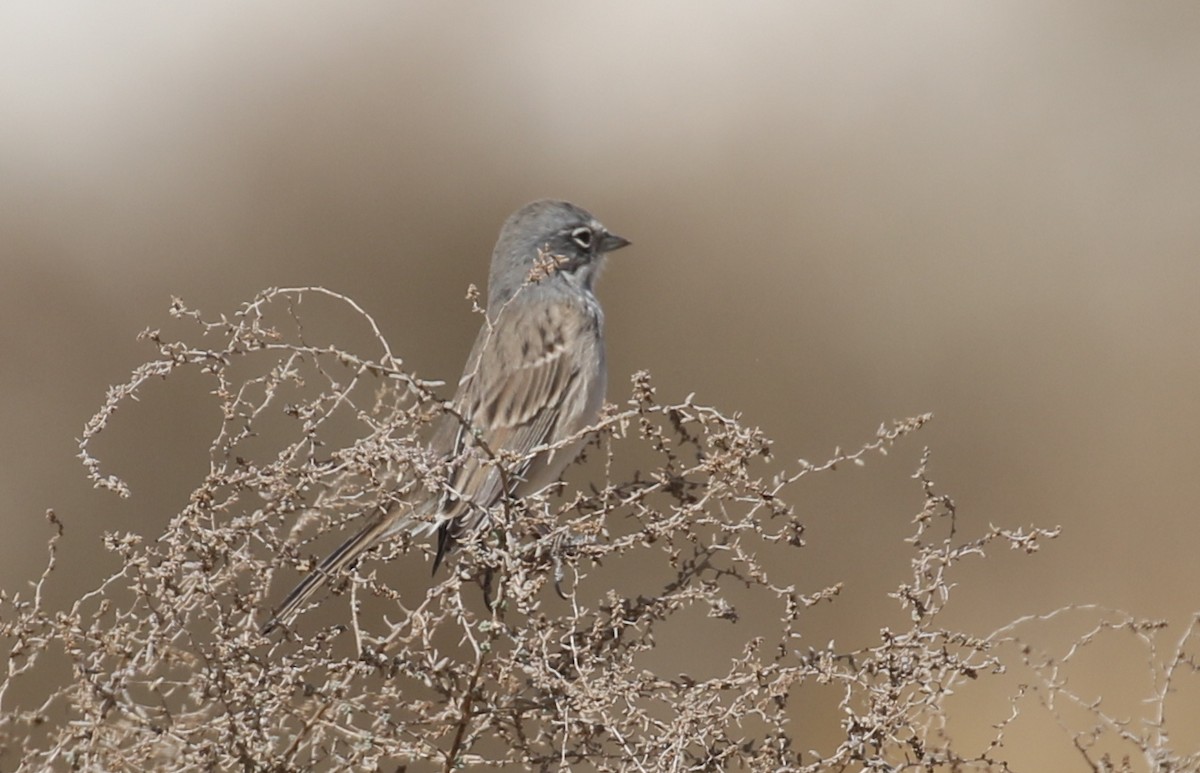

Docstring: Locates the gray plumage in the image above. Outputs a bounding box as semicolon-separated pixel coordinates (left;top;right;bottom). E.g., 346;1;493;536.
262;200;629;633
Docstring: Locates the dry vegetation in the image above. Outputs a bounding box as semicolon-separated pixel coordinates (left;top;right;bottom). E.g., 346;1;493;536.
1;287;1196;771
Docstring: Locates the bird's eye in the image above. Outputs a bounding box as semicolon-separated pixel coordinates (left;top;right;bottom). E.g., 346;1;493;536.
570;227;594;250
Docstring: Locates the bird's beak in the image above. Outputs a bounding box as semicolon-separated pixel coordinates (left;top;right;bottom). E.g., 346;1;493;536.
599;232;632;253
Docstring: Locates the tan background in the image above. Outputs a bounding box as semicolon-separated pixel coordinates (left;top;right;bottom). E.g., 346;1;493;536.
3;3;1199;768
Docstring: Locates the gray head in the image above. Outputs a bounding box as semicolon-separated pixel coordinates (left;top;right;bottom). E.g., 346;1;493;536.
487;200;630;309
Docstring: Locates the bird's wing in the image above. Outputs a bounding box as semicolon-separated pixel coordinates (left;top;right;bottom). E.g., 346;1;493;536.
432;296;596;564
262;295;597;632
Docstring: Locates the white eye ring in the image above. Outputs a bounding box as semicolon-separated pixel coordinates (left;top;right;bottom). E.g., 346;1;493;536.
570;227;594;250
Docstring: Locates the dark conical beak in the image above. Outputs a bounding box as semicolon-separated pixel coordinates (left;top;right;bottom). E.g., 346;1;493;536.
599;232;631;253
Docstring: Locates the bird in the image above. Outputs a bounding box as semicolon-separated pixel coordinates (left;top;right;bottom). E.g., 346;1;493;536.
261;200;630;633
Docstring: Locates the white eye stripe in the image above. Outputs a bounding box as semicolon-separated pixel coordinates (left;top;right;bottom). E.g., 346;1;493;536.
570;227;593;249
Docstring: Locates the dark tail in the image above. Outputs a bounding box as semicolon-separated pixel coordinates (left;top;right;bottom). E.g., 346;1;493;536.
260;510;400;634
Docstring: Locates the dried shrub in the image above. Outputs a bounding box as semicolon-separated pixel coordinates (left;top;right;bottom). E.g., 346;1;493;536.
0;287;1195;771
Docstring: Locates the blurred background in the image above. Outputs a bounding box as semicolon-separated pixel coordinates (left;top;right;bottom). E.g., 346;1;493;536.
2;2;1198;767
